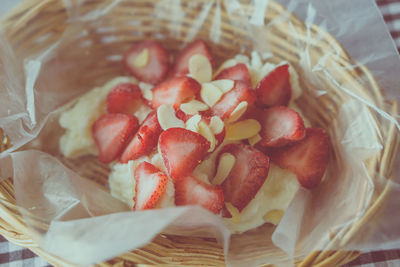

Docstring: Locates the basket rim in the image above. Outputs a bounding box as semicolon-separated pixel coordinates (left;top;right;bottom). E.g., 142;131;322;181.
0;0;398;266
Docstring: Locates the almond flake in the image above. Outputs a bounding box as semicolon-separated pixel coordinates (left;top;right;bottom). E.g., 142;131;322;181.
139;82;153;101
263;209;284;225
141;89;153;101
211;79;234;93
213;153;235;185
251;51;262;69
188;54;212;83
198;121;216;152
227;101;248;123
180;100;209;115
185;114;202;132
209;116;224;134
226;119;261;141
157;104;185;130
133;48;149;67
248;134;262;146
139;82;153;91
201;83;223;107
225;202;241;224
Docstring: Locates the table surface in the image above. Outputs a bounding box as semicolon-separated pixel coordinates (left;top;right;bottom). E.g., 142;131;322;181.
1;0;400;266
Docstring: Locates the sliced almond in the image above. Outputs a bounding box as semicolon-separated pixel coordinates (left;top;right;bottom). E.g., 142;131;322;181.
139;82;153;91
227;101;248;123
157;104;185;130
251;51;262;69
213;153;235;185
248;134;262;146
211;79;234;93
185;114;202;132
263;209;284;225
198;121;216;152
180;100;209;115
132;48;149;67
188;54;212;83
209;116;224;135
225;202;241;224
226;119;261;141
200;83;223;107
139;82;153;101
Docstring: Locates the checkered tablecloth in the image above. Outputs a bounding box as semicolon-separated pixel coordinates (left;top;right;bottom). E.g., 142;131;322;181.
1;0;400;266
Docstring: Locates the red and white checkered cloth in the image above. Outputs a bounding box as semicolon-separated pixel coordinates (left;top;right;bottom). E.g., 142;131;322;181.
0;0;399;266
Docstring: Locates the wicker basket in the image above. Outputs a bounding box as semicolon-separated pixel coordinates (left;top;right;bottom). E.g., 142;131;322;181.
0;0;398;266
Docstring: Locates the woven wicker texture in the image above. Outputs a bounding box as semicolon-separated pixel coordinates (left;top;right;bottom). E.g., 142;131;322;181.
0;0;399;266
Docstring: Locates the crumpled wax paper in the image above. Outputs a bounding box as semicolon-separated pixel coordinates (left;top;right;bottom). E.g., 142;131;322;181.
1;0;400;266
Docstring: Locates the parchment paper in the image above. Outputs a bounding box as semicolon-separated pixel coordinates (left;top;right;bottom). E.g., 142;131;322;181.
1;0;400;266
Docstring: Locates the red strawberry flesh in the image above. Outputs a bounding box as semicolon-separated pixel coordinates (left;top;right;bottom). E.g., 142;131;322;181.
175;175;224;214
267;127;329;189
159;128;210;180
219;144;270;213
256;64;292;107
215;63;252;86
211;80;256;119
120;111;162;163
134;161;168;210
260;106;305;147
150;76;201;109
106;83;143;115
124;40;170;84
92;113;139;164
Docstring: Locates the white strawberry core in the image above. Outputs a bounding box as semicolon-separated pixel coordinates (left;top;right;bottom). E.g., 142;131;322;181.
136;173;160;208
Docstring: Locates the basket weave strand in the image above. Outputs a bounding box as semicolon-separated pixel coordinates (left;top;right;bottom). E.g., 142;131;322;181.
0;0;398;266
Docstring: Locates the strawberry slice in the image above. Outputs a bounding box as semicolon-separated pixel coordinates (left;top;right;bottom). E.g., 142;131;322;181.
267;128;329;189
218;144;270;213
159;128;210;180
150;76;201;109
92;114;139;164
211;81;256;119
120;111;162;163
171;40;214;77
255;64;292;107
175;175;224;214
134;161;168;210
215;63;251;86
259;106;305;147
124;40;170;84
106;83;143;115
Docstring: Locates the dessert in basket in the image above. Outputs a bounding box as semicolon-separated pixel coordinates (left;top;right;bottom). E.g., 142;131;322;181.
59;40;329;233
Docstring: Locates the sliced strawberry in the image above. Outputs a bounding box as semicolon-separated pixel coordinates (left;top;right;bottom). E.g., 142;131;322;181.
134;161;168;210
255;64;292;107
215;63;251;86
219;144;270;213
175;175;224;214
124;40;169;84
259;106;305;147
267;128;329;189
159;128;210;180
106;83;143;115
120;111;162;163
211;81;256;119
171;40;214;77
150;76;201;109
92;114;139;164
